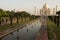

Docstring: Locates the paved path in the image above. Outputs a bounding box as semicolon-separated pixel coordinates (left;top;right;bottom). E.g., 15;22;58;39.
35;16;48;40
35;25;48;40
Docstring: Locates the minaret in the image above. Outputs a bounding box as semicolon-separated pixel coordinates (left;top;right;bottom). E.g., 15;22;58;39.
53;8;55;15
56;5;57;12
37;9;39;15
56;5;58;15
34;6;36;15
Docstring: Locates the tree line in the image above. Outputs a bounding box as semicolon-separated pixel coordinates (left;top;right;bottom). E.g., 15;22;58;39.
48;11;60;26
0;8;39;26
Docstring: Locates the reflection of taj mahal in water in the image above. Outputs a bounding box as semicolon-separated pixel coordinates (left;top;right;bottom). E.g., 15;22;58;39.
40;3;56;16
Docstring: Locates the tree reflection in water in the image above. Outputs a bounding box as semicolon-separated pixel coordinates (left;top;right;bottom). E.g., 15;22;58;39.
17;36;19;40
32;25;33;28
11;32;13;36
27;29;28;32
17;29;19;32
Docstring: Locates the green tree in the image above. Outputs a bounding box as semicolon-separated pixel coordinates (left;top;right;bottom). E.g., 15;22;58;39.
9;11;14;25
0;9;3;25
14;12;20;24
19;11;30;21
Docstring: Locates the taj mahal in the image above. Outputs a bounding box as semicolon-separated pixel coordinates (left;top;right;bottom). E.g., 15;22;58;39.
40;3;56;16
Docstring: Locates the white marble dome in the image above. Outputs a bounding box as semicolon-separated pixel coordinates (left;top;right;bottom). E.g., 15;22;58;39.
43;3;49;9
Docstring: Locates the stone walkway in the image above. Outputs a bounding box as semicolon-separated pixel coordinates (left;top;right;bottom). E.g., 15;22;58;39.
35;25;48;40
35;16;48;40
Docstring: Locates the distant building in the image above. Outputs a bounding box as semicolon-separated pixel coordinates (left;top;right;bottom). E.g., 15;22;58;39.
40;3;56;16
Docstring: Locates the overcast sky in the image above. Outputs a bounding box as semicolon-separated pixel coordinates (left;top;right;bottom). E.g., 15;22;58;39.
0;0;60;14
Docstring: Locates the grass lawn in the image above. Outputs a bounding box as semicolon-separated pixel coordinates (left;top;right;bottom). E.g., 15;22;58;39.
47;19;60;40
0;23;18;32
47;19;55;40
